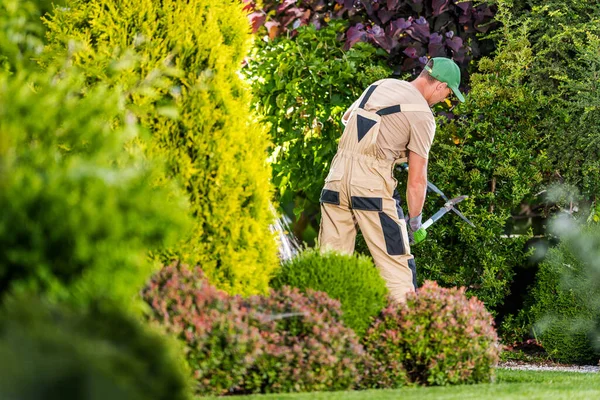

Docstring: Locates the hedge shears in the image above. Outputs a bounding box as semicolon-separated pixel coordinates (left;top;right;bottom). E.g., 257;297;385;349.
397;164;475;245
412;193;473;244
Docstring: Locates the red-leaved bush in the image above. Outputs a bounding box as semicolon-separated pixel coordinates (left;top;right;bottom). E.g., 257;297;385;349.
241;286;365;393
142;263;365;395
361;280;499;387
141;262;263;396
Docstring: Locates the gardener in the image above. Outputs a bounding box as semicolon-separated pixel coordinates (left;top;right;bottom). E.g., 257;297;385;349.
318;57;464;302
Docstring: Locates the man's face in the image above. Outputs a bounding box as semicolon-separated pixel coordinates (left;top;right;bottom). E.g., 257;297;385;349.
429;82;452;106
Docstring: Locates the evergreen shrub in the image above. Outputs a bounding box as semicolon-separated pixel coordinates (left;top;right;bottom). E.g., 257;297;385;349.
361;281;499;387
242;286;365;394
271;249;388;336
0;297;191;400
43;0;278;295
528;218;600;364
406;15;545;309
141;262;262;396
0;68;189;307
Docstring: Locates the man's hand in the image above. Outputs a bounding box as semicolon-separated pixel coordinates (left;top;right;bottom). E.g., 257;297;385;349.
406;214;427;245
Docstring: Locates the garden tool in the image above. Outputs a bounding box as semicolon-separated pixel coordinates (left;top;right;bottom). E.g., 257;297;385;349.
396;164;474;245
412;195;470;244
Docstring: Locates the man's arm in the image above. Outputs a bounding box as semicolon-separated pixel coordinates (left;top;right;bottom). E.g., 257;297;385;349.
406;150;428;219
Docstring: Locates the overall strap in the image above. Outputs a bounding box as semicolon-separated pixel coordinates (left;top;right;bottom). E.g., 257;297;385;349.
376;103;431;116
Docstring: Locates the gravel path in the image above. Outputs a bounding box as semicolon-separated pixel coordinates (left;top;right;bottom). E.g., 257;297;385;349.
499;360;599;373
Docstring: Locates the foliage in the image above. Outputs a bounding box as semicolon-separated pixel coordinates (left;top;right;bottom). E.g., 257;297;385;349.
141;262;262;396
246;20;391;216
245;0;497;74
0;0;65;72
0;296;191;400
143;263;364;395
361;281;499;387
527;216;600;364
491;0;600;202
271;248;388;336
241;286;365;394
43;0;278;296
0;65;189;307
403;12;546;309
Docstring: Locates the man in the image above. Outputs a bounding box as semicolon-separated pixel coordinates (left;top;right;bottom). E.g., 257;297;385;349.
318;57;465;302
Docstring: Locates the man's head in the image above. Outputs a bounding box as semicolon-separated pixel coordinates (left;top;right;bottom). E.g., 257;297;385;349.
413;57;464;106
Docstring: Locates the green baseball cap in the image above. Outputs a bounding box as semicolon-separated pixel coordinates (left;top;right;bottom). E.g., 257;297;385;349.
424;57;465;102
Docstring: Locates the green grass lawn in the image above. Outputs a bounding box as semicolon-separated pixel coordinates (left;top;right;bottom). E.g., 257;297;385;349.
201;369;600;400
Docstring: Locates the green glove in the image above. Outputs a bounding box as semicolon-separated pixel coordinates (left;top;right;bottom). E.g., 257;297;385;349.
412;227;427;245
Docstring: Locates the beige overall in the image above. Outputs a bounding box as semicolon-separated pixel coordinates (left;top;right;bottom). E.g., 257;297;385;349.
318;82;432;302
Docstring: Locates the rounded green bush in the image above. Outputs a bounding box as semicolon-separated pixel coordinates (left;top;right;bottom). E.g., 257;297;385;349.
0;297;191;400
270;249;389;336
361;281;499;388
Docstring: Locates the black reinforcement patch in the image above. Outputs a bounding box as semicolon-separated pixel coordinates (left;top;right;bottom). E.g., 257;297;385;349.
351;196;382;211
320;189;340;205
357;115;377;142
408;257;417;289
393;189;405;220
378;212;405;256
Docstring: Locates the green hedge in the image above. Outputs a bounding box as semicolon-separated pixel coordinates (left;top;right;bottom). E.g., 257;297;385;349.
43;0;278;295
0;64;189;307
528;220;600;363
271;249;388;336
0;297;191;400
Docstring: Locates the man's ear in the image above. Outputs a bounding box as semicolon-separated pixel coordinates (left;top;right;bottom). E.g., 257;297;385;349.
437;82;448;91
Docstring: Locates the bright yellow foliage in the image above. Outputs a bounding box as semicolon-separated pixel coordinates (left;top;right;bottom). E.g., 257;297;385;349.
43;0;278;295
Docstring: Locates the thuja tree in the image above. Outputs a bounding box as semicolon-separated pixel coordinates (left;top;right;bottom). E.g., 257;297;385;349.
245;0;497;75
43;0;279;295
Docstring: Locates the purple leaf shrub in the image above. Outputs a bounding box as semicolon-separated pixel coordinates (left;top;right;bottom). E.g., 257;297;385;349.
361;280;500;387
244;0;497;74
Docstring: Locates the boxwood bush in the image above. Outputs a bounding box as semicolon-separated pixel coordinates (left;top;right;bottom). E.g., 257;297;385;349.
361;281;499;387
271;249;388;336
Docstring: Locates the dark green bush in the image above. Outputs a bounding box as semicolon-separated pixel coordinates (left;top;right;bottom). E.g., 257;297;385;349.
43;0;278;295
361;281;499;387
271;249;388;336
142;262;262;396
246;20;391;217
242;286;365;393
0;297;191;400
0;66;189;307
409;14;545;309
528;217;600;364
